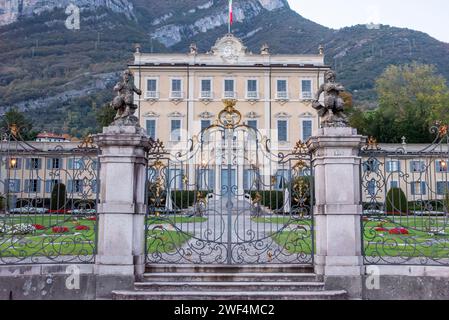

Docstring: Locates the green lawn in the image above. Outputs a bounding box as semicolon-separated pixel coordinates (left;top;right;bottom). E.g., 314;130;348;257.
3;214;449;260
251;216;312;226
146;230;192;254
147;216;207;225
0;215;195;258
271;231;313;255
0;215;97;258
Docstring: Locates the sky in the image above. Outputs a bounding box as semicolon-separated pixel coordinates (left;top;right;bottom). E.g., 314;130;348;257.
287;0;449;43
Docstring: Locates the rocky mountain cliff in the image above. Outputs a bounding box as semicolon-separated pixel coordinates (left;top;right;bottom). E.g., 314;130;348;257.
0;0;448;135
0;0;135;25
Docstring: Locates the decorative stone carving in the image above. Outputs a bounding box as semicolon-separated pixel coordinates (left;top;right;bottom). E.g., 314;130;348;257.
245;111;260;119
274;112;291;119
299;112;315;118
110;70;142;127
211;34;247;64
312;70;349;128
143;111;160;118
189;42;198;55
260;43;270;55
199;111;215;119
167;111;185;118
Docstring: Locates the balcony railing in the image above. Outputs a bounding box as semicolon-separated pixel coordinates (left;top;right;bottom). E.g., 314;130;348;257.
276;91;289;100
224;91;237;99
145;91;159;100
200;91;213;99
246;91;259;100
301;92;313;100
170;91;184;99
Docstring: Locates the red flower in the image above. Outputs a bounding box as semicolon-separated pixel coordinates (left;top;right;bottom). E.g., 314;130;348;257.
375;227;388;232
389;227;409;235
33;224;46;230
52;226;69;233
87;217;97;221
48;210;70;214
75;225;90;231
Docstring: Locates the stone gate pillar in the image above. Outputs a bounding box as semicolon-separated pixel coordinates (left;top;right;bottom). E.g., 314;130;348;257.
307;127;366;299
93;126;150;298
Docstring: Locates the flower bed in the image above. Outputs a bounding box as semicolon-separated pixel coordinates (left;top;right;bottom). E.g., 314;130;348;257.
389;227;410;235
75;225;90;231
0;224;36;235
52;226;70;234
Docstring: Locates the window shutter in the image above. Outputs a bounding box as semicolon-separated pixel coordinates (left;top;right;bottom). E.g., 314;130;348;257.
67;180;73;193
47;159;52;170
68;159;73;170
25;159;31;170
24;180;30;193
411;183;416;195
421;182;427;195
36;180;42;193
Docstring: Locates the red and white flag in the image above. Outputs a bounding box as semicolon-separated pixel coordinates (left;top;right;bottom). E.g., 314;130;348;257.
229;0;233;26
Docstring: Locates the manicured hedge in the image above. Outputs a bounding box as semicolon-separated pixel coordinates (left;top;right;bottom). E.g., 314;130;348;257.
386;187;408;214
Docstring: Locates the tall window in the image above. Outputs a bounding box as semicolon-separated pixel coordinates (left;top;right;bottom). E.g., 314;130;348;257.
171;119;182;141
27;158;41;170
25;179;41;193
247;120;258;140
277;120;288;142
301;80;312;99
436;160;448;172
201;79;212;98
171;79;182;98
68;180;83;193
146;119;156;140
437;182;449;195
302;120;312;141
146;79;158;99
68;158;85;170
199;169;215;191
45;180;60;193
48;158;62;170
224;79;235;98
386;161;400;172
410;161;425;173
201;120;211;131
247;79;258;99
411;181;427;195
275;170;291;190
247;120;257;130
7;180;20;193
243;169;258;190
276;79;288;99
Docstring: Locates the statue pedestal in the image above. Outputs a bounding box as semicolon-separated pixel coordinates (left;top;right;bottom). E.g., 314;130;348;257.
307;127;366;299
93;125;150;298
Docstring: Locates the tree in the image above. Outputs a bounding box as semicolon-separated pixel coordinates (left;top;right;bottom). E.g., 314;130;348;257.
95;103;116;130
386;187;408;215
350;63;449;143
0;107;38;140
51;183;67;211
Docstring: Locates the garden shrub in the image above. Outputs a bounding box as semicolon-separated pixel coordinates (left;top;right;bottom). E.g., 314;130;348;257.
51;183;67;211
386;187;408;214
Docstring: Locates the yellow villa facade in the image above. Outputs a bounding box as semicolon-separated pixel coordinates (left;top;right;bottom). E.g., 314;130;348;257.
129;34;328;153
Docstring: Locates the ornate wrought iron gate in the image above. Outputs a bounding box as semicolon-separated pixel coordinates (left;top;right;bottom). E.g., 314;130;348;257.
0;126;99;265
360;124;449;266
145;101;314;265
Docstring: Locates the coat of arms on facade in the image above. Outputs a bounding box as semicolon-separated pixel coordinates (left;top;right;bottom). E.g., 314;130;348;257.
312;70;349;128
